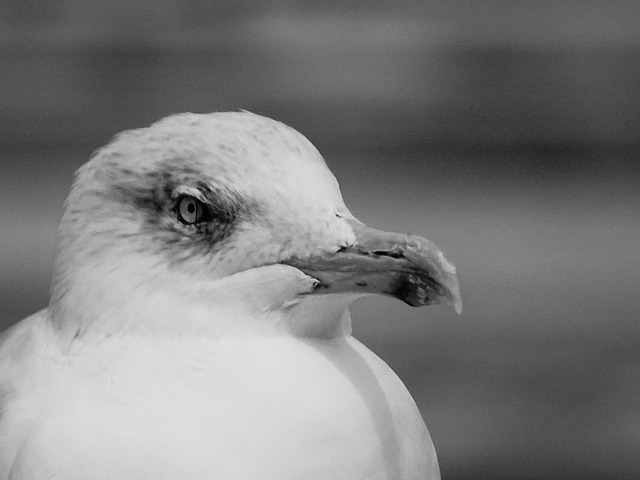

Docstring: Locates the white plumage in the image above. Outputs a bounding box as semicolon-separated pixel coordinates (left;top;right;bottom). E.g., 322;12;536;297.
0;112;460;480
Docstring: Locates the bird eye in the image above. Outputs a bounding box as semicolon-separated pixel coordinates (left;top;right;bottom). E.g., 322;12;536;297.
177;196;209;225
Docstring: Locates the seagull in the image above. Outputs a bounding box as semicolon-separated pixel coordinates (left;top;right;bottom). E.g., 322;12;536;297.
0;112;461;480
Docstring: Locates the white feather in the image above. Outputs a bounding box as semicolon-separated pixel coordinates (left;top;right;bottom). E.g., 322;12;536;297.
0;112;440;480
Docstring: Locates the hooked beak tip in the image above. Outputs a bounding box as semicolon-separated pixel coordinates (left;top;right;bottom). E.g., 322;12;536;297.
434;250;463;314
448;276;464;315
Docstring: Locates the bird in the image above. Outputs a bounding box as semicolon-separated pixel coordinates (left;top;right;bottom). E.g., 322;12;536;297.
0;111;462;480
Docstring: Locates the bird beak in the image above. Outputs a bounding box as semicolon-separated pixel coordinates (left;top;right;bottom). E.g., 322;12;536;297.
286;220;462;313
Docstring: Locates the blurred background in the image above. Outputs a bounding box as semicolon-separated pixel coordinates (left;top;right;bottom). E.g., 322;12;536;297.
1;1;639;478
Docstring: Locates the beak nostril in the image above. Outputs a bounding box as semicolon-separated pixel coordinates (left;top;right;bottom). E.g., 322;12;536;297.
372;250;405;260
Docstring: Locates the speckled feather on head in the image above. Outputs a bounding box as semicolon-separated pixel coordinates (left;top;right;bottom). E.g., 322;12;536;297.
56;112;351;272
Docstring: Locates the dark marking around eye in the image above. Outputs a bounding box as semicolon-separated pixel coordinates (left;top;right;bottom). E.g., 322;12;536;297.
101;160;250;264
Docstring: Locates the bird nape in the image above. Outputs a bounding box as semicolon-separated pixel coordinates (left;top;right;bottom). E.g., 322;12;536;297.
0;111;461;480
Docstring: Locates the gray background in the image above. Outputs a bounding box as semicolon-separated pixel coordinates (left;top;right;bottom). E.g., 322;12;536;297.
1;2;639;478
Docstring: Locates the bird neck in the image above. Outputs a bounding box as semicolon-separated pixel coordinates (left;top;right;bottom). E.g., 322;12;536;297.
49;261;354;344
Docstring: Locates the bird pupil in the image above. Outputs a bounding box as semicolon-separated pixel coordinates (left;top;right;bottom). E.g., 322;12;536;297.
187;203;196;214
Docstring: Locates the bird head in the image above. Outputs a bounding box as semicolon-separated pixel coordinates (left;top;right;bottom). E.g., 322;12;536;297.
50;112;461;339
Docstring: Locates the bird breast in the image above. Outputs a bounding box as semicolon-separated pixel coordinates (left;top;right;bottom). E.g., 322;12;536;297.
11;334;439;480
